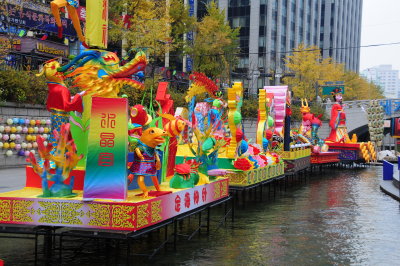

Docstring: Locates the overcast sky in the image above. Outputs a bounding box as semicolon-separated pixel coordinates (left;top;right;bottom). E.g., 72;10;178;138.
360;0;400;71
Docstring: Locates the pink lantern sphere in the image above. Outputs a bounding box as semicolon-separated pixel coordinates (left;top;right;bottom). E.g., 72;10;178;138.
15;134;21;141
3;134;9;141
24;151;30;156
46;119;51;125
39;127;44;133
15;144;22;150
22;127;28;133
25;119;30;125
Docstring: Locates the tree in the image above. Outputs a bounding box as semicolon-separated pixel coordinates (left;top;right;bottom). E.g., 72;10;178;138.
108;0;195;60
283;44;343;100
187;1;239;80
283;44;383;101
343;70;384;100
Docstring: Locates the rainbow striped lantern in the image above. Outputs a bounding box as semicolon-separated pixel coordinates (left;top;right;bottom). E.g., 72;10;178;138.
264;86;289;135
83;97;128;200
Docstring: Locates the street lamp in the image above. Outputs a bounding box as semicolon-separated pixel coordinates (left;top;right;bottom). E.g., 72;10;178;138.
274;67;282;85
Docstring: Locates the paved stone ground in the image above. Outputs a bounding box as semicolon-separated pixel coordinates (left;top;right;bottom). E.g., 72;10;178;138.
0;167;26;193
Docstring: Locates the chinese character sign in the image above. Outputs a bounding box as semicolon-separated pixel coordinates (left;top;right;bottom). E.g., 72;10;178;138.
86;0;108;49
84;97;128;200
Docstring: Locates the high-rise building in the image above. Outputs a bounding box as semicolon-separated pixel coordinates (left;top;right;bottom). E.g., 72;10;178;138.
362;65;400;99
217;0;363;94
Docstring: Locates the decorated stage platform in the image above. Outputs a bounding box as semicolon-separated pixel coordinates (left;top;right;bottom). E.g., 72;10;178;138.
0;172;229;231
226;162;284;187
311;152;340;164
278;149;311;173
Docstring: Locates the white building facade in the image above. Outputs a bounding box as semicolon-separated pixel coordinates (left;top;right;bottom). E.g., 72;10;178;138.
362;65;400;99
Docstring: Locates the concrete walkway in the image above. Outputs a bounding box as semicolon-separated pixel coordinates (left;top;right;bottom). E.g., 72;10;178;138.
0;167;26;193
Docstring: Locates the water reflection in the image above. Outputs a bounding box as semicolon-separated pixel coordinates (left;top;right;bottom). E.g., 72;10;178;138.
165;167;400;265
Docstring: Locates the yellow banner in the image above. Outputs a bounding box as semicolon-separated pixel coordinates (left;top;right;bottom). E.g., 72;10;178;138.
86;0;108;49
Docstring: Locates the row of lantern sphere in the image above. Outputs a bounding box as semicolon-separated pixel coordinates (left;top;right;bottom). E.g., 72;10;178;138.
0;117;51;157
366;101;385;144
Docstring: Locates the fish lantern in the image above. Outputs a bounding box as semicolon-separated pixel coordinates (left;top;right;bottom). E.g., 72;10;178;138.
16;126;22;132
130;105;152;126
0;126;4;132
10;134;16;140
7;118;13;125
13;118;19;124
6;150;13;156
159;114;186;137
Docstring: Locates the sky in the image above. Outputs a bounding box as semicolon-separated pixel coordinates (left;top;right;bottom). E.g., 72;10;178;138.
360;0;400;71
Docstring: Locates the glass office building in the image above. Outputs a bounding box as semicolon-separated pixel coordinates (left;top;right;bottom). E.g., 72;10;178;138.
217;0;363;94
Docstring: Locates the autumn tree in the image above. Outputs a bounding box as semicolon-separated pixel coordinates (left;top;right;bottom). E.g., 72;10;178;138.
283;44;383;101
283;44;343;100
343;70;384;100
187;1;239;79
108;0;195;60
